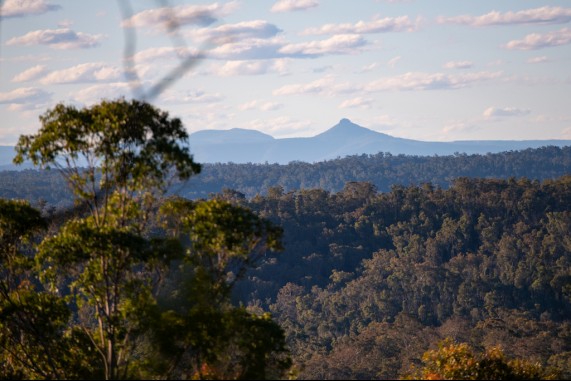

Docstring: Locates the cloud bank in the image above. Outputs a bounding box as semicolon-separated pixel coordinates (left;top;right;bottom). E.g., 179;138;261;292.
0;0;60;19
6;28;104;49
271;0;319;13
505;28;571;50
438;6;571;27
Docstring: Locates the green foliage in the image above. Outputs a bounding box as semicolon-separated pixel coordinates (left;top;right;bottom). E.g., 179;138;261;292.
183;199;283;287
14;98;201;227
14;98;200;186
147;306;291;380
0;199;46;279
146;198;289;379
1;99;291;380
4;146;571;207
0;288;101;380
9;99;205;379
174;146;571;199
225;177;571;379
0;199;99;379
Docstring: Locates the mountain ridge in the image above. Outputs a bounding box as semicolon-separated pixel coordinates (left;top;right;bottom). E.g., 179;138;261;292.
186;118;571;164
2;119;571;169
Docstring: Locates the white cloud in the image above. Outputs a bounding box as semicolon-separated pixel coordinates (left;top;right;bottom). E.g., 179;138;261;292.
131;46;201;63
502;74;559;87
0;54;51;63
259;102;283;111
239;100;283;111
73;83;133;105
278;34;367;56
441;121;477;135
302;15;417;35
504;28;571;50
339;97;373;109
208;37;285;60
527;56;549;64
6;102;47;112
184;104;236;131
359;63;379;73
387;55;401;68
438;6;571;27
273;77;334;96
367;114;401;131
57;19;74;28
274;71;502;98
483;107;530;118
11;65;47;82
239;100;260;110
365;71;502;91
269;58;290;75
121;2;239;29
124;48;203;83
160;89;224;104
0;87;52;104
209;34;367;60
213;59;290;76
273;76;359;96
443;60;473;69
527;56;549;63
271;0;318;13
6;28;104;49
187;20;282;44
0;0;60;19
40;63;122;84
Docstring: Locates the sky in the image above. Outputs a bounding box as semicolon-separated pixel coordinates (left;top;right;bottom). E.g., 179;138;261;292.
1;0;571;145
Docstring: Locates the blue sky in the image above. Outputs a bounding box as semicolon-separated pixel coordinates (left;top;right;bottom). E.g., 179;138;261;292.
1;0;570;145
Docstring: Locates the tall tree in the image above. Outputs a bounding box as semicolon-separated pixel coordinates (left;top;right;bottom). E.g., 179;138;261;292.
14;98;201;229
7;99;290;380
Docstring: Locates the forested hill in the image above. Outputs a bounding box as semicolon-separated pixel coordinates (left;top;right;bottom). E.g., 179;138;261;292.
230;175;571;379
181;146;571;198
0;146;570;207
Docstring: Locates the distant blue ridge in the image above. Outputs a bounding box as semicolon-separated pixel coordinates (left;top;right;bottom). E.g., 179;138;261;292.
2;119;571;170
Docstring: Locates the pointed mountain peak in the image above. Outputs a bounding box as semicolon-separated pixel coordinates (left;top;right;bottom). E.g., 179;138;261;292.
338;118;354;125
330;118;370;132
333;118;359;129
318;118;380;138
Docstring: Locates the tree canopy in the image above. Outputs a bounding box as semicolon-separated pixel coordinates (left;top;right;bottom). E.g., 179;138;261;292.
1;99;291;380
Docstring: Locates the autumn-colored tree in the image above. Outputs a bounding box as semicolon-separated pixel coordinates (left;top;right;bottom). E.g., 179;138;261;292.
403;339;558;380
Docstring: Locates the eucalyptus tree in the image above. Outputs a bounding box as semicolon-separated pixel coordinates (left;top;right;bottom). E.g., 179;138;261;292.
8;98;290;380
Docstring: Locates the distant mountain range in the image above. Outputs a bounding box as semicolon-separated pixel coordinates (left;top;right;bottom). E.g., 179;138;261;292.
2;118;571;169
186;118;571;164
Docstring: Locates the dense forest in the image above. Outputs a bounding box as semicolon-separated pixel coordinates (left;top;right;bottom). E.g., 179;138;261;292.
1;145;570;208
224;176;571;379
182;146;571;198
4;173;571;379
1;99;570;379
